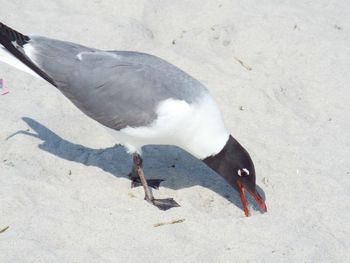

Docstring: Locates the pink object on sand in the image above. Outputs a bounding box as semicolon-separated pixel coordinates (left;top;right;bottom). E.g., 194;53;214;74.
0;78;9;95
0;87;9;95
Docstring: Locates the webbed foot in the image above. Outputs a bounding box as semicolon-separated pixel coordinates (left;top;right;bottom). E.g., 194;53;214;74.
131;178;164;189
151;198;180;211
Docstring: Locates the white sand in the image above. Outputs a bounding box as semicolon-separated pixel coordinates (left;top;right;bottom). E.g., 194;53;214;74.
1;1;349;262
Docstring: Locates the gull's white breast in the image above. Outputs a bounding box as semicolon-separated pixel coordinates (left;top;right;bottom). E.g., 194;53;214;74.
107;92;229;159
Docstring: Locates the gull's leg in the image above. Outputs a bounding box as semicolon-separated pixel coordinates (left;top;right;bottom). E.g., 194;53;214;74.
128;155;164;189
132;153;180;211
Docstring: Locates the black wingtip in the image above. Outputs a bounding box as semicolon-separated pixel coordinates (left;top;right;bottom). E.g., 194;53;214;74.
0;22;57;87
0;22;30;47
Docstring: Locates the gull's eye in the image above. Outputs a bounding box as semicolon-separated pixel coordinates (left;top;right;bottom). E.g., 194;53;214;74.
238;168;250;177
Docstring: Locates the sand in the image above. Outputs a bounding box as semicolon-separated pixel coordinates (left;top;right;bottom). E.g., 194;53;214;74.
0;1;349;262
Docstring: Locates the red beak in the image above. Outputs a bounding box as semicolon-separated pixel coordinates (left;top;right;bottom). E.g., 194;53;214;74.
237;182;267;217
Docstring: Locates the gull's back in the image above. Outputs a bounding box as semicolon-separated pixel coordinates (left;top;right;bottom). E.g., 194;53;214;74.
27;36;207;130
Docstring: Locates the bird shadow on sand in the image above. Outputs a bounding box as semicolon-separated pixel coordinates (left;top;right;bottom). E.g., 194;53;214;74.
8;117;266;213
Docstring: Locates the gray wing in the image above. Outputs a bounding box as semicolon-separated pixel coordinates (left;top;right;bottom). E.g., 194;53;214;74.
29;36;207;130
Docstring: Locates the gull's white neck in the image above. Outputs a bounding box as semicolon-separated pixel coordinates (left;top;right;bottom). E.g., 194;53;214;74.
173;93;230;159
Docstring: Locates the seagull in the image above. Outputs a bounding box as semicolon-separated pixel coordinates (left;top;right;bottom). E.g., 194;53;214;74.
0;22;267;216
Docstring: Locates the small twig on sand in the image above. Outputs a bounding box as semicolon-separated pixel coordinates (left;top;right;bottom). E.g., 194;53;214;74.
153;219;185;227
0;226;9;234
234;57;252;71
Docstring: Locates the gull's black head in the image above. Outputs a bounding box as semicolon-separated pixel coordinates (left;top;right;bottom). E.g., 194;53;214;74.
203;135;267;216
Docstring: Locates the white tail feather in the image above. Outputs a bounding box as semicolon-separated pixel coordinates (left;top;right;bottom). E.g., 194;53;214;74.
0;45;42;79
